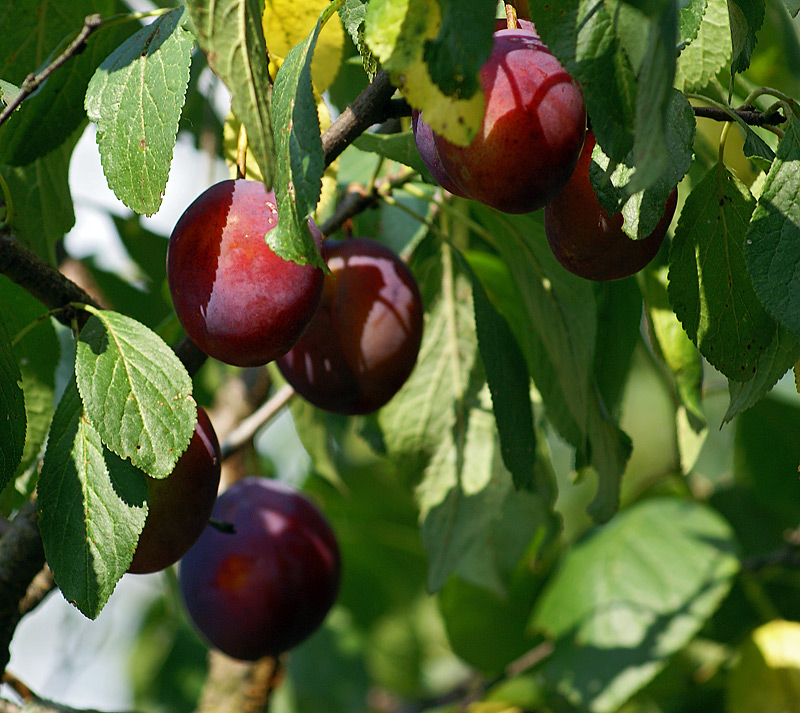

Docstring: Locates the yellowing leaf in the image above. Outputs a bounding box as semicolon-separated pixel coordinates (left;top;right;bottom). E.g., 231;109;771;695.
365;0;484;146
262;0;344;92
727;620;800;713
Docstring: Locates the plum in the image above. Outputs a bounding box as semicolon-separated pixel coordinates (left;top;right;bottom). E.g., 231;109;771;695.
179;477;341;660
544;131;678;281
431;24;586;214
277;238;424;415
128;405;221;575
167;179;324;367
411;110;465;196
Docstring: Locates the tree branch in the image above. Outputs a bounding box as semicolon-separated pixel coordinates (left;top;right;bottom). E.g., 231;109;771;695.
321;70;397;165
692;104;786;126
0;502;45;678
0;234;100;328
0;15;104;129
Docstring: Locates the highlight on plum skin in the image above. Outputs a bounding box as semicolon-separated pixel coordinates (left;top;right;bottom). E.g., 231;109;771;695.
277;238;425;416
178;477;341;661
128;405;221;575
166;179;324;367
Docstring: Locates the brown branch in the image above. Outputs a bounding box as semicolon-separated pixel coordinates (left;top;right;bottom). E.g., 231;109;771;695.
0;502;45;678
0;234;100;328
692;104;786;126
0;15;104;129
321;70;396;165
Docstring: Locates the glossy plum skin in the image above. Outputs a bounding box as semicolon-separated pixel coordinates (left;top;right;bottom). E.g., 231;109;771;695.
433;26;586;214
128;406;221;574
167;179;324;367
179;477;341;661
277;238;424;415
544;132;678;281
411;110;465;196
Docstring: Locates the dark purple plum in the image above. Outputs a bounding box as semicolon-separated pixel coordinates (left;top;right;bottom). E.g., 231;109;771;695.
544;131;678;281
167;179;324;367
277;238;424;415
128;405;221;574
179;477;341;661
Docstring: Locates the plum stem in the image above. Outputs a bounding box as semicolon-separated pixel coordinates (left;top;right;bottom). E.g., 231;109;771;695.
504;3;518;29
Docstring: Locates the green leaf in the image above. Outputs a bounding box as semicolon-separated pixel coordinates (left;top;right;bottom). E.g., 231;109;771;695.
474;209;631;522
186;0;275;190
784;0;800;17
85;7;193;216
675;0;732;91
744;114;800;335
74;309;195;479
0;276;58;492
724;326;800;422
458;250;537;492
0;314;25;491
378;240;479;461
729;0;765;75
678;0;708;48
593;278;642;418
642;269;705;430
0;18;136;166
531;497;739;713
529;0;636;163
338;0;376;74
590;89;694;238
418;386;553;595
668;163;776;381
0;128;80;265
269;6;333;268
353;131;431;177
37;379;148;619
0;0;113;84
735;396;800;529
628;4;679;193
422;0;494;99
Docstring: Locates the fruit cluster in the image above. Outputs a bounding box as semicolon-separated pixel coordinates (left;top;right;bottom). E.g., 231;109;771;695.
412;19;677;281
167;180;425;413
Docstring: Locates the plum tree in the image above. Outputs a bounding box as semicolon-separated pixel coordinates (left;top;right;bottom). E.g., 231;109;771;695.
418;23;585;213
277;238;424;415
179;477;341;661
167;179;324;367
128;406;221;575
544;131;678;281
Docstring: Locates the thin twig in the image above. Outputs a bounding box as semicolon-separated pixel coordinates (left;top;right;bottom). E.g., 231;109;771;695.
692;104;786;126
0;14;104;129
220;384;296;460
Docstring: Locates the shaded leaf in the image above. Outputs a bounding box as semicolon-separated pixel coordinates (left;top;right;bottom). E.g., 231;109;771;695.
0;128;80;265
0;314;25;491
38;379;148;619
668;163;775;381
745;114;800;335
